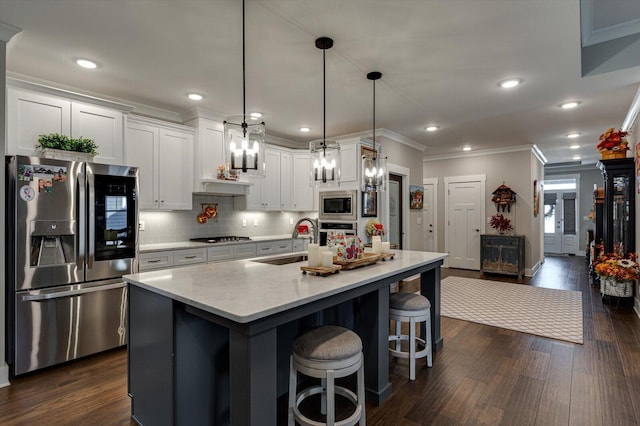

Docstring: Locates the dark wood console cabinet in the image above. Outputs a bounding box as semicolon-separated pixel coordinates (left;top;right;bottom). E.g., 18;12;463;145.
480;234;525;279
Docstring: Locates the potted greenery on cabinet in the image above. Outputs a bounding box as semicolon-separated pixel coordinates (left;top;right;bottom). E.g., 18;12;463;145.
36;133;99;161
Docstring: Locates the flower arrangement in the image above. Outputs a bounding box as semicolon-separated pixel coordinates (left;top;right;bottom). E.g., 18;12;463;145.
365;219;385;236
597;128;629;154
489;214;513;233
594;252;640;282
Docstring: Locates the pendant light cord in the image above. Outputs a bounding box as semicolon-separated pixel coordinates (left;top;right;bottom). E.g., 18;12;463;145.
242;0;247;127
372;78;376;161
323;45;326;150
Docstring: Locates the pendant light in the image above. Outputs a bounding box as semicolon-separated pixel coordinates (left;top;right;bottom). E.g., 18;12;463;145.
309;37;340;187
223;0;265;177
362;71;387;192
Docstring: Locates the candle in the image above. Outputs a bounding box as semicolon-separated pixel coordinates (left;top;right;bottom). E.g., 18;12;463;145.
372;239;382;254
321;250;334;268
381;242;390;254
308;243;320;267
372;236;381;242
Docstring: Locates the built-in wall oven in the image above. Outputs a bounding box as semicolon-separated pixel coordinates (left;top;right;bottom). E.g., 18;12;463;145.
6;156;138;375
319;221;358;246
319;190;358;222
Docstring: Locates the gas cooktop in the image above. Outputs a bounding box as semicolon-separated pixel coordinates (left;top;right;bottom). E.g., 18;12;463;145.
189;236;252;244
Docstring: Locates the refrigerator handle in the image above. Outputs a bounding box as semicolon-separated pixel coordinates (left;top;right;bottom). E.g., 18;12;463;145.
86;164;95;268
21;282;126;301
77;165;86;270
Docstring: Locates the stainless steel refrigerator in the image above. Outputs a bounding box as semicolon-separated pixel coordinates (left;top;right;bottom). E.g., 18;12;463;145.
6;155;138;375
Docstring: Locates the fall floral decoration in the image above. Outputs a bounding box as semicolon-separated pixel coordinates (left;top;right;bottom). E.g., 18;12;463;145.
597;128;629;159
365;219;385;236
594;251;640;282
489;214;513;234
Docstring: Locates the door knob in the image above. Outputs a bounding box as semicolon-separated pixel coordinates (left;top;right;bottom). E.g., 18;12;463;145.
475;229;480;232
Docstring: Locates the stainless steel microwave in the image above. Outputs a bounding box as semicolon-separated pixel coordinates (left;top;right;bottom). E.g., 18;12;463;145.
319;190;357;221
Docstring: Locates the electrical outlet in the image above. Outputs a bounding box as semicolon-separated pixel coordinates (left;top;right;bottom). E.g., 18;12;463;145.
289;217;294;225
138;220;145;231
242;219;247;228
253;218;259;227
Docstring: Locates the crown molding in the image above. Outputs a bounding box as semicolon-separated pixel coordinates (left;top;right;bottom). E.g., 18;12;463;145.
0;22;21;43
531;144;548;164
334;128;426;152
424;144;539;162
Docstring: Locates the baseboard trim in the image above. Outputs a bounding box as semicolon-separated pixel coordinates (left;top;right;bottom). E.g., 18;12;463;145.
526;261;542;277
0;363;10;388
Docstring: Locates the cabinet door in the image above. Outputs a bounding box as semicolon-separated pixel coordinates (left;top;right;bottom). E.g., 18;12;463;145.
197;119;224;183
245;176;265;210
340;143;358;183
7;88;71;156
292;154;314;211
126;122;159;210
158;129;194;210
280;152;292;210
263;149;281;210
72;102;124;164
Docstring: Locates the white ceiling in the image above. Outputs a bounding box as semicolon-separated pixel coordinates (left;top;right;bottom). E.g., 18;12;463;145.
4;0;640;164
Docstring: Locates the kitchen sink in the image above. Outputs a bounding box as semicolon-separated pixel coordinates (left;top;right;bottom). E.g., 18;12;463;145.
252;254;308;265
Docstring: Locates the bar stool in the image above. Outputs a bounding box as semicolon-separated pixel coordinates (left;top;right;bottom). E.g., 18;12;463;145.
288;325;366;426
388;292;432;380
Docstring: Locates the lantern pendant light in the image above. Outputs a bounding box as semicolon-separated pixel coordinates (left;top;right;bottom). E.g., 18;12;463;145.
362;71;387;192
309;37;340;187
223;0;265;177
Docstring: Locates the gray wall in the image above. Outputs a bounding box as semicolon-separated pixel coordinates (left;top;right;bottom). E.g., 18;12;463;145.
384;139;424;251
424;148;544;273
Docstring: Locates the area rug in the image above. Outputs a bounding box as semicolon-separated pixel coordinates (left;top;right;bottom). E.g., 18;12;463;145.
441;276;583;344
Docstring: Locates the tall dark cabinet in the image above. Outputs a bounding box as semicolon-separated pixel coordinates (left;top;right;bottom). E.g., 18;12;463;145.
596;158;635;255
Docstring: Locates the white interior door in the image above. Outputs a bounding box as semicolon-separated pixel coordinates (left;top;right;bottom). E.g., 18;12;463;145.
445;176;485;270
423;181;435;251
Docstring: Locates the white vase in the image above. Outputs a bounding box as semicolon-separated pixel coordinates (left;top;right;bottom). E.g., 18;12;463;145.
600;278;633;297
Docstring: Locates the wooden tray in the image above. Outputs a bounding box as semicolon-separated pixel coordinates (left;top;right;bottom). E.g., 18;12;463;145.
379;252;396;261
333;253;382;270
301;264;341;277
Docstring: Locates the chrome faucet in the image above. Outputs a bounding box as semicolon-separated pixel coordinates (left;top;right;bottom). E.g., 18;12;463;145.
292;217;319;244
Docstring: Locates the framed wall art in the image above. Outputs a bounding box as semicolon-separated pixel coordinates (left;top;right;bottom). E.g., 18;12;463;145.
362;190;378;217
409;185;424;209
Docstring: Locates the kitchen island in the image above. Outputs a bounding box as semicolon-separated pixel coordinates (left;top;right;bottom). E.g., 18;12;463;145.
124;250;447;426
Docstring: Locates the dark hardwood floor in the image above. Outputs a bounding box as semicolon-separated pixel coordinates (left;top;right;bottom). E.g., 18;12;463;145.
0;256;638;425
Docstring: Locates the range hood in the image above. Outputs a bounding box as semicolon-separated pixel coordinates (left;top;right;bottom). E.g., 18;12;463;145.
193;179;253;196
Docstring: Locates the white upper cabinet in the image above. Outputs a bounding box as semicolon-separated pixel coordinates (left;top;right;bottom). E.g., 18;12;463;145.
185;117;224;191
280;152;292;211
339;142;358;183
71;102;124;164
292;153;315;211
6;81;130;164
126;116;194;210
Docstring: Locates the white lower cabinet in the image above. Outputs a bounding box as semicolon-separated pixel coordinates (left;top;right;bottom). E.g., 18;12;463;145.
292;239;309;252
256;240;293;256
207;243;258;262
173;248;207;266
139;251;174;271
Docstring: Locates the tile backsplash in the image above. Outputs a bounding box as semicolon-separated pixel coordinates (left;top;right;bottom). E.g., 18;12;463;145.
139;194;317;245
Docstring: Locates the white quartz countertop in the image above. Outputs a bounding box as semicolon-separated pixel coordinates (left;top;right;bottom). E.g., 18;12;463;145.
124;250;448;323
139;235;307;253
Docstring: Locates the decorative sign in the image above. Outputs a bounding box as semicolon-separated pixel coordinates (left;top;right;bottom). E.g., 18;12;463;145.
636;142;640;194
533;179;539;217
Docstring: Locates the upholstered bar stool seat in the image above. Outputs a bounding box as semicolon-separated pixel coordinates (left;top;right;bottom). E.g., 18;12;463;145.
288;325;366;426
388;292;432;380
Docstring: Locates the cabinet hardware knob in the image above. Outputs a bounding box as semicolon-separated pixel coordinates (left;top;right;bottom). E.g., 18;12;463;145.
475;229;480;232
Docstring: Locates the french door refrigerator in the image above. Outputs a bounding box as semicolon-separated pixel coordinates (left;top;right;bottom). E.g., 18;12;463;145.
6;155;138;375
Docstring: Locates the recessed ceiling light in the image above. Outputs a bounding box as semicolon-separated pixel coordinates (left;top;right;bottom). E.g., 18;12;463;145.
560;101;581;109
76;59;97;69
498;78;522;89
566;133;581;139
462;146;472;151
570;144;581;150
299;127;311;132
572;156;582;160
187;93;203;101
425;126;439;132
250;112;263;119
